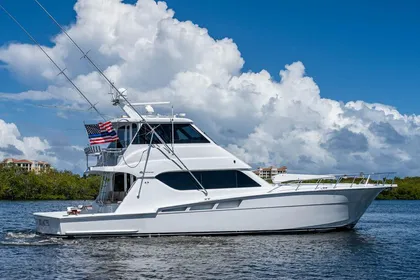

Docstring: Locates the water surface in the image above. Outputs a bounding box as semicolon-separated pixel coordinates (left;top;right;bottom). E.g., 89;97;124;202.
0;200;419;279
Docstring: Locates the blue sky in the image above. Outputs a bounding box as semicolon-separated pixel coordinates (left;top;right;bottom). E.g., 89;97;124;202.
1;0;419;111
0;0;419;174
166;0;420;113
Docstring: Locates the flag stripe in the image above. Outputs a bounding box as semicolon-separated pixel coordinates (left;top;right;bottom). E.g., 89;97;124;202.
87;131;117;138
89;136;119;143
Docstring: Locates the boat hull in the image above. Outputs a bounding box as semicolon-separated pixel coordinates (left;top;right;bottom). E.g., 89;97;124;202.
34;187;384;237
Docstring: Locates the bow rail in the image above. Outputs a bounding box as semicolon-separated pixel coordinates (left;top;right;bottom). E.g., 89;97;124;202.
272;172;397;191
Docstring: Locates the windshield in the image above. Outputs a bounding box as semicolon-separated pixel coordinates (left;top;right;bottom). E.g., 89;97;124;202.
132;123;210;144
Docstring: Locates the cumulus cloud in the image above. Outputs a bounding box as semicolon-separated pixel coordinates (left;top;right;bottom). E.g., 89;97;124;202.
0;145;24;156
0;118;88;173
0;118;55;162
1;0;420;175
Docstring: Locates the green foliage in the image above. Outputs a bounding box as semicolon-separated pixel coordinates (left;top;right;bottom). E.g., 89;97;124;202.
0;166;101;200
377;177;420;200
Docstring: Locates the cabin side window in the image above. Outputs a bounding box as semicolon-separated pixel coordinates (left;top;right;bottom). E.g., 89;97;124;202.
132;123;210;144
108;123;138;148
174;124;208;143
156;170;260;190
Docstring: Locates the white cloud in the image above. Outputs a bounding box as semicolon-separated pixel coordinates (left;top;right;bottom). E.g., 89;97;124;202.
56;111;68;119
0;118;56;163
1;0;420;175
0;118;89;173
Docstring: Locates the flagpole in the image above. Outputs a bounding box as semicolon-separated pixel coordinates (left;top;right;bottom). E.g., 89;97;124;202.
83;120;89;170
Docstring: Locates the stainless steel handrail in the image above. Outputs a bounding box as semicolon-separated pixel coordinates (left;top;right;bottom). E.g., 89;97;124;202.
276;172;397;192
85;148;126;168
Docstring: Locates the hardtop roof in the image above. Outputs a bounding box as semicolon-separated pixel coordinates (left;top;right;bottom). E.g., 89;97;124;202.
110;116;193;124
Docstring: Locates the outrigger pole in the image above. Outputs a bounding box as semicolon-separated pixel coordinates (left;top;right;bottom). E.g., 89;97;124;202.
32;0;174;151
33;0;208;196
0;4;106;121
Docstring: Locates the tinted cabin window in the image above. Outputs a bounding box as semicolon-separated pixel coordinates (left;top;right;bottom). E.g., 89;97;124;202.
156;170;260;190
174;124;208;143
237;171;259;188
201;170;236;189
156;171;200;190
117;126;126;148
132;123;137;134
132;123;210;144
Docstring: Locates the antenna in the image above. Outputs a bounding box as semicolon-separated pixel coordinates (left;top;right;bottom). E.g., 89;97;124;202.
33;0;208;196
0;4;105;121
33;104;96;112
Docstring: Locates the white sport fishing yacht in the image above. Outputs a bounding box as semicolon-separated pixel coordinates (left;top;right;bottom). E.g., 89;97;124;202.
34;94;397;237
0;0;396;238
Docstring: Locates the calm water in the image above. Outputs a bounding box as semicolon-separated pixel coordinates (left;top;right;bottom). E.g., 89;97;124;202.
0;200;419;280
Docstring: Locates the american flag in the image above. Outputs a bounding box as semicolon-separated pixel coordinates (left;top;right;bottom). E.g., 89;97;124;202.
84;121;119;145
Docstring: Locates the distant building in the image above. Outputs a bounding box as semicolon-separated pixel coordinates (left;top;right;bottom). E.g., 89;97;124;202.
253;166;287;180
1;158;51;174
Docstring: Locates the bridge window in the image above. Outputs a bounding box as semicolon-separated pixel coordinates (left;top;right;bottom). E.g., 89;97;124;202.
132;123;210;144
156;170;260;190
108;123;138;148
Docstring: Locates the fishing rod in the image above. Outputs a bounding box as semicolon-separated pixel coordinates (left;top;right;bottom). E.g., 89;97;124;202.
0;4;106;121
33;0;172;149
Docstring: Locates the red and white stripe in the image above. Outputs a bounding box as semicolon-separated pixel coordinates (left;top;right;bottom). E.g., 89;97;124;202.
89;135;118;144
98;121;114;133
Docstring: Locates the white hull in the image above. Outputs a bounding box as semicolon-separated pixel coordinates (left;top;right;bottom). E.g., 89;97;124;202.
35;186;384;237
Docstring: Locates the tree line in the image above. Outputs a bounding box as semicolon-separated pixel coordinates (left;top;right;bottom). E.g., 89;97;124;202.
0;166;101;200
376;177;420;200
0;165;420;200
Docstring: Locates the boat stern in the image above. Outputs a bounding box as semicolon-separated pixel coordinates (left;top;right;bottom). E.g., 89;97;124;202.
34;212;66;236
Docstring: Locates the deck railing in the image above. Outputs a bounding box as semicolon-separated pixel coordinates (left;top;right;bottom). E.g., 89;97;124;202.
287;172;397;191
84;147;126;168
